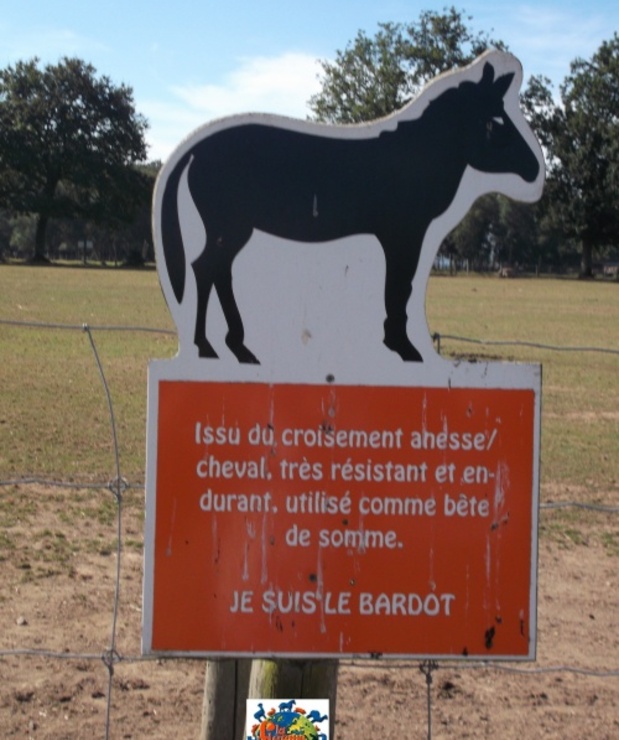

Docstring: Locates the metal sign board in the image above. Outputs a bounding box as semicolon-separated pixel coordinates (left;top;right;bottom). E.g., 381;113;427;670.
144;378;540;658
143;50;544;660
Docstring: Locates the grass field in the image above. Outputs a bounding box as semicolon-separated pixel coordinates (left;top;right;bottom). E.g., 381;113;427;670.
0;264;617;738
425;273;619;498
1;264;617;560
1;264;617;497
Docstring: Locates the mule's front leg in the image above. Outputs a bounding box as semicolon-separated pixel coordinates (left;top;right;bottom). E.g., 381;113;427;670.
382;254;422;362
191;249;219;358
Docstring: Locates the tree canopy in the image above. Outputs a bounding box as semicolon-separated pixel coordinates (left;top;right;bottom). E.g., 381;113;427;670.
538;34;619;275
309;11;619;275
0;57;150;260
1;15;617;274
309;7;505;123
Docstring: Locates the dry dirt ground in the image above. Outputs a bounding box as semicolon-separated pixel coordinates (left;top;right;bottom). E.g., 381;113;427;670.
0;484;617;739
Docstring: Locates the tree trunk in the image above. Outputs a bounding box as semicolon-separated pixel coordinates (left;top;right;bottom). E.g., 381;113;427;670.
580;239;594;278
33;213;49;263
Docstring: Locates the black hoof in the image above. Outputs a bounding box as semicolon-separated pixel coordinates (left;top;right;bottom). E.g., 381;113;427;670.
196;341;219;359
383;336;423;362
226;338;260;364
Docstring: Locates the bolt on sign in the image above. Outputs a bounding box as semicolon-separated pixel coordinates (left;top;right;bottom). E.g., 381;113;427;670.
143;50;545;660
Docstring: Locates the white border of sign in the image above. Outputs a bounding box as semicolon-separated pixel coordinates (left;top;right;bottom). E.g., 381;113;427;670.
152;50;544;378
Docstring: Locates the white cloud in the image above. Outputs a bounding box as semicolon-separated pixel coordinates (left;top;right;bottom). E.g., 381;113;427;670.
143;51;324;161
495;4;615;83
2;26;109;62
173;52;323;118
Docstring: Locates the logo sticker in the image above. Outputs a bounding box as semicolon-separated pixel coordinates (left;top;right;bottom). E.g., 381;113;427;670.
246;699;329;739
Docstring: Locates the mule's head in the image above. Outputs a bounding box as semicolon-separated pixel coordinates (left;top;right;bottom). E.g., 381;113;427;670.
460;60;541;184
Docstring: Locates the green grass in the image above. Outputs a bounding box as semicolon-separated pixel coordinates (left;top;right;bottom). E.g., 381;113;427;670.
1;265;618;508
0;265;176;481
600;531;619;556
426;275;619;495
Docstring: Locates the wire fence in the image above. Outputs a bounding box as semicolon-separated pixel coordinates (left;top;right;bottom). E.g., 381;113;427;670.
0;318;617;739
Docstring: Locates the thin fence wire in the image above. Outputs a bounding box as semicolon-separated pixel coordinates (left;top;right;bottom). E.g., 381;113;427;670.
431;331;619;356
83;324;125;740
0;317;618;739
0;317;176;335
3;477;617;513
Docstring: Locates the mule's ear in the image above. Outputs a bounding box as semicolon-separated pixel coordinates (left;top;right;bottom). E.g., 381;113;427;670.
480;62;495;87
493;72;515;99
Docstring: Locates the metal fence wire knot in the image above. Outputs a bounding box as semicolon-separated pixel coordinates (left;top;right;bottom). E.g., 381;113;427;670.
108;476;129;501
101;648;122;674
419;660;439;740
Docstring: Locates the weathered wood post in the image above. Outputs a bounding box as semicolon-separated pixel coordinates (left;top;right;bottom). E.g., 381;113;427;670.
200;659;337;739
248;660;337;736
199;659;251;740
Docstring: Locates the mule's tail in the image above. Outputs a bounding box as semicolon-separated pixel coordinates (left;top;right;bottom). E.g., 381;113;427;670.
159;152;193;304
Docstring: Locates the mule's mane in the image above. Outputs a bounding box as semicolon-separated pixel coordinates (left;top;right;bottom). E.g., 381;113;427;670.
385;81;473;136
422;78;478;119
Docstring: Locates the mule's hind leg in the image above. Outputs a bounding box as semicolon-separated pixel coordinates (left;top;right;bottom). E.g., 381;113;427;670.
214;264;259;365
192;219;258;363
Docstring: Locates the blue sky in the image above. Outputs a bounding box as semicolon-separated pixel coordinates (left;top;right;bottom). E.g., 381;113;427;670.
2;1;617;161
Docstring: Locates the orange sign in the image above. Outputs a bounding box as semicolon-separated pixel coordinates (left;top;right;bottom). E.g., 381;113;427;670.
144;381;538;658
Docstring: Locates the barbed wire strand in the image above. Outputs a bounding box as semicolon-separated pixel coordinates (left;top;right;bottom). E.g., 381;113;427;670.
541;501;619;512
432;331;619;356
0;317;176;335
345;659;619;677
1;646;616;677
3;477;616;514
2;317;619;355
0;476;143;491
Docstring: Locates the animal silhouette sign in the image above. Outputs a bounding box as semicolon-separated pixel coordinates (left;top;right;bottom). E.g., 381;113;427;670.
143;53;543;661
153;50;543;372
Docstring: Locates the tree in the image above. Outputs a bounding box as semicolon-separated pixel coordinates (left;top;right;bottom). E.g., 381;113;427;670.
309;7;506;123
307;9;543;274
448;194;500;270
537;35;619;276
0;57;149;261
0;210;11;259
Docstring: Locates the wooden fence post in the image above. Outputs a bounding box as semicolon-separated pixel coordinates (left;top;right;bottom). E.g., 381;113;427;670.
201;658;338;739
200;659;251;740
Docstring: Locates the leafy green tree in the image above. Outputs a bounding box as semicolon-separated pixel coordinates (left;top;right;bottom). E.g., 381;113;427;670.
448;194;500;270
308;8;557;274
0;210;11;259
7;214;36;258
0;57;149;261
537;35;619;276
495;197;540;268
309;7;506;123
310;12;619;276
